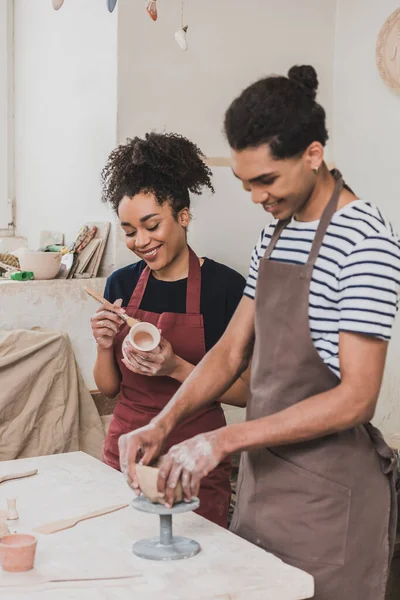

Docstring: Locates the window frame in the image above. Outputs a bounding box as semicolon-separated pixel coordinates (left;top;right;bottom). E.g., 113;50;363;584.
0;0;14;235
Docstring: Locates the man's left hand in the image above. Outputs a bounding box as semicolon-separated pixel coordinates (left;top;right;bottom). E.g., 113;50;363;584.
157;430;226;507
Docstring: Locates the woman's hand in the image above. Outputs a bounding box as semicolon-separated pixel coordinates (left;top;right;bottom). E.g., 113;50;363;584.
90;299;126;350
157;430;227;507
122;336;181;377
118;422;168;490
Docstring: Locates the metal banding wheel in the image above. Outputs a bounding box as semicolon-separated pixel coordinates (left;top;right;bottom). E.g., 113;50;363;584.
131;496;201;561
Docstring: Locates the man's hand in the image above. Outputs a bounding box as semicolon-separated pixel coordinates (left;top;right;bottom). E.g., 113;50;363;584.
157;430;226;507
118;422;168;490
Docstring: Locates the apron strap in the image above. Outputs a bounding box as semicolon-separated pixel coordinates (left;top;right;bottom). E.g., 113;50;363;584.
265;219;291;259
307;169;343;266
126;246;201;315
186;246;201;315
264;170;344;262
127;263;151;313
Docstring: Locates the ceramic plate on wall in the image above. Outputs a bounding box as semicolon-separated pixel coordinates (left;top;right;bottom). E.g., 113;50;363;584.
376;8;400;91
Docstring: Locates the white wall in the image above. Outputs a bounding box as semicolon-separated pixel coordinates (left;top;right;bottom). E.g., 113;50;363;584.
0;0;12;229
14;0;118;250
117;0;337;275
334;0;400;217
334;0;400;437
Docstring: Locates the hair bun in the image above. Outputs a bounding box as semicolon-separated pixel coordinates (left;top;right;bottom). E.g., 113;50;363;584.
288;65;318;99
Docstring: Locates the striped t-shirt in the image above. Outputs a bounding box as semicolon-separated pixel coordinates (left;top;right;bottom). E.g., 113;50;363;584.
245;200;400;378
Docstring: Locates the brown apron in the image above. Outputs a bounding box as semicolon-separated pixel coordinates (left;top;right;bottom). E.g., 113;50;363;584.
103;246;231;527
230;172;398;599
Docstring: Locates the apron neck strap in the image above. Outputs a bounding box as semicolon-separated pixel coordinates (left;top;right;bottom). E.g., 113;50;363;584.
126;245;201;315
127;263;151;313
265;169;344;264
186;246;201;314
265;219;291;259
307;169;343;266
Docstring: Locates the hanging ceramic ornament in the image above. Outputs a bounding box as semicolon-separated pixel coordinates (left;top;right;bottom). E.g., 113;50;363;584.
146;0;158;22
175;25;188;51
175;0;188;51
52;0;64;10
107;0;117;13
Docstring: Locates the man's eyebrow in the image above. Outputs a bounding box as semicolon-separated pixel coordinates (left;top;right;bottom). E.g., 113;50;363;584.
231;169;279;183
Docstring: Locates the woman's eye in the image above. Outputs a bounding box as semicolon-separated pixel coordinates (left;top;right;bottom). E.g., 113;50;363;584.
147;224;159;232
125;231;136;238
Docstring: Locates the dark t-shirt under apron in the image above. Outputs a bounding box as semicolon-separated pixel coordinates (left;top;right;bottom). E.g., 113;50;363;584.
104;258;246;352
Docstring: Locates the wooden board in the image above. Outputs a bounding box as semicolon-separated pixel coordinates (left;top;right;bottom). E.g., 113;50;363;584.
73;222;111;279
75;240;102;274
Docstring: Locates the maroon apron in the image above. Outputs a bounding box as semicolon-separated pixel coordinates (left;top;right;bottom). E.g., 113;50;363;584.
230;171;398;598
103;247;231;527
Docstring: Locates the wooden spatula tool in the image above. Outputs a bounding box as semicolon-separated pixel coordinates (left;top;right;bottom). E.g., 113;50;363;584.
0;469;38;485
84;287;138;328
33;503;129;534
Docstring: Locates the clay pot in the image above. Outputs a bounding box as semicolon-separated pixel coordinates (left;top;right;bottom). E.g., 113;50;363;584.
128;322;160;352
136;463;183;505
18;251;62;280
0;534;37;572
122;322;161;361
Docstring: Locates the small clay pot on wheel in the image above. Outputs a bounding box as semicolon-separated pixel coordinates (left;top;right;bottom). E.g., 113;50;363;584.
136;460;183;505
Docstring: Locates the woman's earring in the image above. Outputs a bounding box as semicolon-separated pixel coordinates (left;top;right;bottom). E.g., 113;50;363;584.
313;166;319;174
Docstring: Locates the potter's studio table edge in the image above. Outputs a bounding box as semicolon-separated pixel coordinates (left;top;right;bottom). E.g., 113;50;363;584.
0;452;314;599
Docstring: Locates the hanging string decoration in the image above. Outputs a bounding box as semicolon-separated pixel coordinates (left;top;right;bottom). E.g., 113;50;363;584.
107;0;118;13
146;0;158;22
174;0;188;51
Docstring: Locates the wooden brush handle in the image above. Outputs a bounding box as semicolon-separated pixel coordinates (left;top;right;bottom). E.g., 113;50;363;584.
85;287;139;328
84;287;117;312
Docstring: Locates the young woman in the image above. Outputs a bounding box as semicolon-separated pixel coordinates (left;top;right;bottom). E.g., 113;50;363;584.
118;67;400;598
90;132;248;528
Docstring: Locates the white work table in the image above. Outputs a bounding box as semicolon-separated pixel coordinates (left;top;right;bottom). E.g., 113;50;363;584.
0;452;314;599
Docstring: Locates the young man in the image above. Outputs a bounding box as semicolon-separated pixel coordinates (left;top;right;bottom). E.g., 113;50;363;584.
118;65;399;599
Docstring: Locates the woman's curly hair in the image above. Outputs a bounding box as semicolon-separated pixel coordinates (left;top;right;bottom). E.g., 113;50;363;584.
101;132;214;216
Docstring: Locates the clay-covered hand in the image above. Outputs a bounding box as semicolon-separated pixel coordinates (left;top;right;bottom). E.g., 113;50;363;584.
118;422;167;490
122;336;180;377
90;299;126;349
157;431;225;508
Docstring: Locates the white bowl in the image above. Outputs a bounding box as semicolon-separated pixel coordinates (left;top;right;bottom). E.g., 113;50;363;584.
19;251;62;280
122;323;161;360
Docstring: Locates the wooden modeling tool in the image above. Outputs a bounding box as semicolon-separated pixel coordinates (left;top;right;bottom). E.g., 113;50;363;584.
0;469;38;485
33;503;128;534
6;499;19;521
84;287;138;328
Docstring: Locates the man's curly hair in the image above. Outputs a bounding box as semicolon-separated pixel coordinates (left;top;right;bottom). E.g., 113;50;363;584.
224;65;328;159
101;132;214;216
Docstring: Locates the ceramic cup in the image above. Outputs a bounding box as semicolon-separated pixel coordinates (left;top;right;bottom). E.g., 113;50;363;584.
123;322;161;356
0;534;38;572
